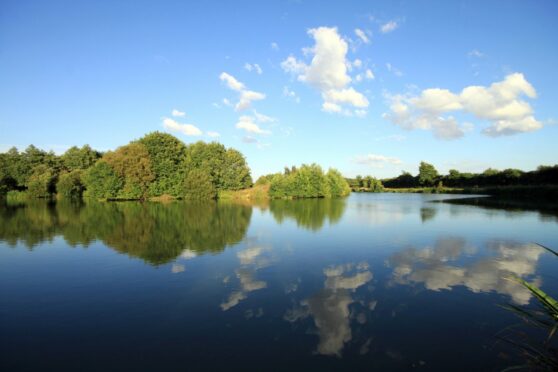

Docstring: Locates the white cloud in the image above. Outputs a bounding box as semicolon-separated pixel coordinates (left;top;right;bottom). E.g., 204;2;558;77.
236;90;265;111
253;110;276;123
220;72;266;111
206;131;220;138
219;72;244;91
383;73;542;138
271;42;279;51
236;115;271;135
281;26;369;115
162;117;203;136
354;28;370;44
353;154;403;167
171;109;185;117
322;88;369;108
380;20;399;33
245;63;263;74
365;69;374;80
352;59;362;68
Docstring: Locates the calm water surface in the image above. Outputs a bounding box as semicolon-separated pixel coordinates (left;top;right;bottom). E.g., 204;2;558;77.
1;193;557;371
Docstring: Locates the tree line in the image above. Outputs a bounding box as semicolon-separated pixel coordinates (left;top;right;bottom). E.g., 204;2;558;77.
382;162;558;189
0;132;253;200
256;164;351;199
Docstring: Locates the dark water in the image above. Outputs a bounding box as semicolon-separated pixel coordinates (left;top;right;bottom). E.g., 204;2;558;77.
1;194;557;371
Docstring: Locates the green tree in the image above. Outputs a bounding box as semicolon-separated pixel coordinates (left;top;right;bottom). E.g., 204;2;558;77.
326;169;351;197
418;161;439;187
56;170;85;198
103;143;155;199
138;132;188;197
221;149;253;190
27;165;56;198
182;168;217;200
84;161;123;199
62;145;101;171
356;175;363;188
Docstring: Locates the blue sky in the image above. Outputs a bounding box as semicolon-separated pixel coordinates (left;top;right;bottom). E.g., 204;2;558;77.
1;0;557;178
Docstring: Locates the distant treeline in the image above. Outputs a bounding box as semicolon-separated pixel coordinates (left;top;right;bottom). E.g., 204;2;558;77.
0;132;253;200
255;164;351;199
381;162;558;188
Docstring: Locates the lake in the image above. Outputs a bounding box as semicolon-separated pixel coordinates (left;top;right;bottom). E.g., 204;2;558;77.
1;193;557;371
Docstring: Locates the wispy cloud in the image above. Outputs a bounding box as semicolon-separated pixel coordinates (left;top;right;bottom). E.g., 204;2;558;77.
353;154;402;167
380;20;399;34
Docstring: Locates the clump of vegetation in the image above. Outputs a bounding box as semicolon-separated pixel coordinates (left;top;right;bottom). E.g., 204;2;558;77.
382;162;558;190
346;175;384;192
500;244;558;371
267;164;350;199
0;132;253;201
182;169;217;200
56;170;85;199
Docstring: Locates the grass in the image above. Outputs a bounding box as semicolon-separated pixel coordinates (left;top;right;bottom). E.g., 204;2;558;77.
499;243;558;371
218;184;270;200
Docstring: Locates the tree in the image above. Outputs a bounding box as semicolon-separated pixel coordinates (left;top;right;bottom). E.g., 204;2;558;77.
221;149;252;190
356;175;363;188
56;170;85;198
84;161;123;199
103;143;155;199
418;161;439;187
62;145;101;171
326;169;351;197
182;169;216;200
138;132;188;197
27;165;56;198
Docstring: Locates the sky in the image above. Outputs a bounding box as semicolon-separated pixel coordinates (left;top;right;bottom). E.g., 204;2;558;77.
1;0;557;179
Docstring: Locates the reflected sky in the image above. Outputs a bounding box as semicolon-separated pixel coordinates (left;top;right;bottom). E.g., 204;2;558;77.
1;194;557;371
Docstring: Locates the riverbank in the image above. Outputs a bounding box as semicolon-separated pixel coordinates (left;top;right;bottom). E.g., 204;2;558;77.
353;185;558;200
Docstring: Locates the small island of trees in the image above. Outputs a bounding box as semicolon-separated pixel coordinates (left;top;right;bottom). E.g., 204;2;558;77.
0;132;352;201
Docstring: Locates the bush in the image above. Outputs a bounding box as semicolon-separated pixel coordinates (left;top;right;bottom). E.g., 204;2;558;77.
269;164;350;199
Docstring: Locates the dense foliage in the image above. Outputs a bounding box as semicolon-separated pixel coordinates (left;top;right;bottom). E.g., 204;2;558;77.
346;175;384;192
382;163;558;189
266;164;350;199
0;132;253;200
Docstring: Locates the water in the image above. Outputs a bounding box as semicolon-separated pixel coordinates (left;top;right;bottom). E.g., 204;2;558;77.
1;193;557;371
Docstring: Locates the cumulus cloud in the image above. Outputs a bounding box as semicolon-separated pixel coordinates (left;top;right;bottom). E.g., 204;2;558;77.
353;154;403;167
236;115;271;135
220;72;265;111
281;26;369;116
162;117;203;136
219;72;245;91
171;109;185;117
383;73;542;138
354;28;370;44
380;20;399;33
